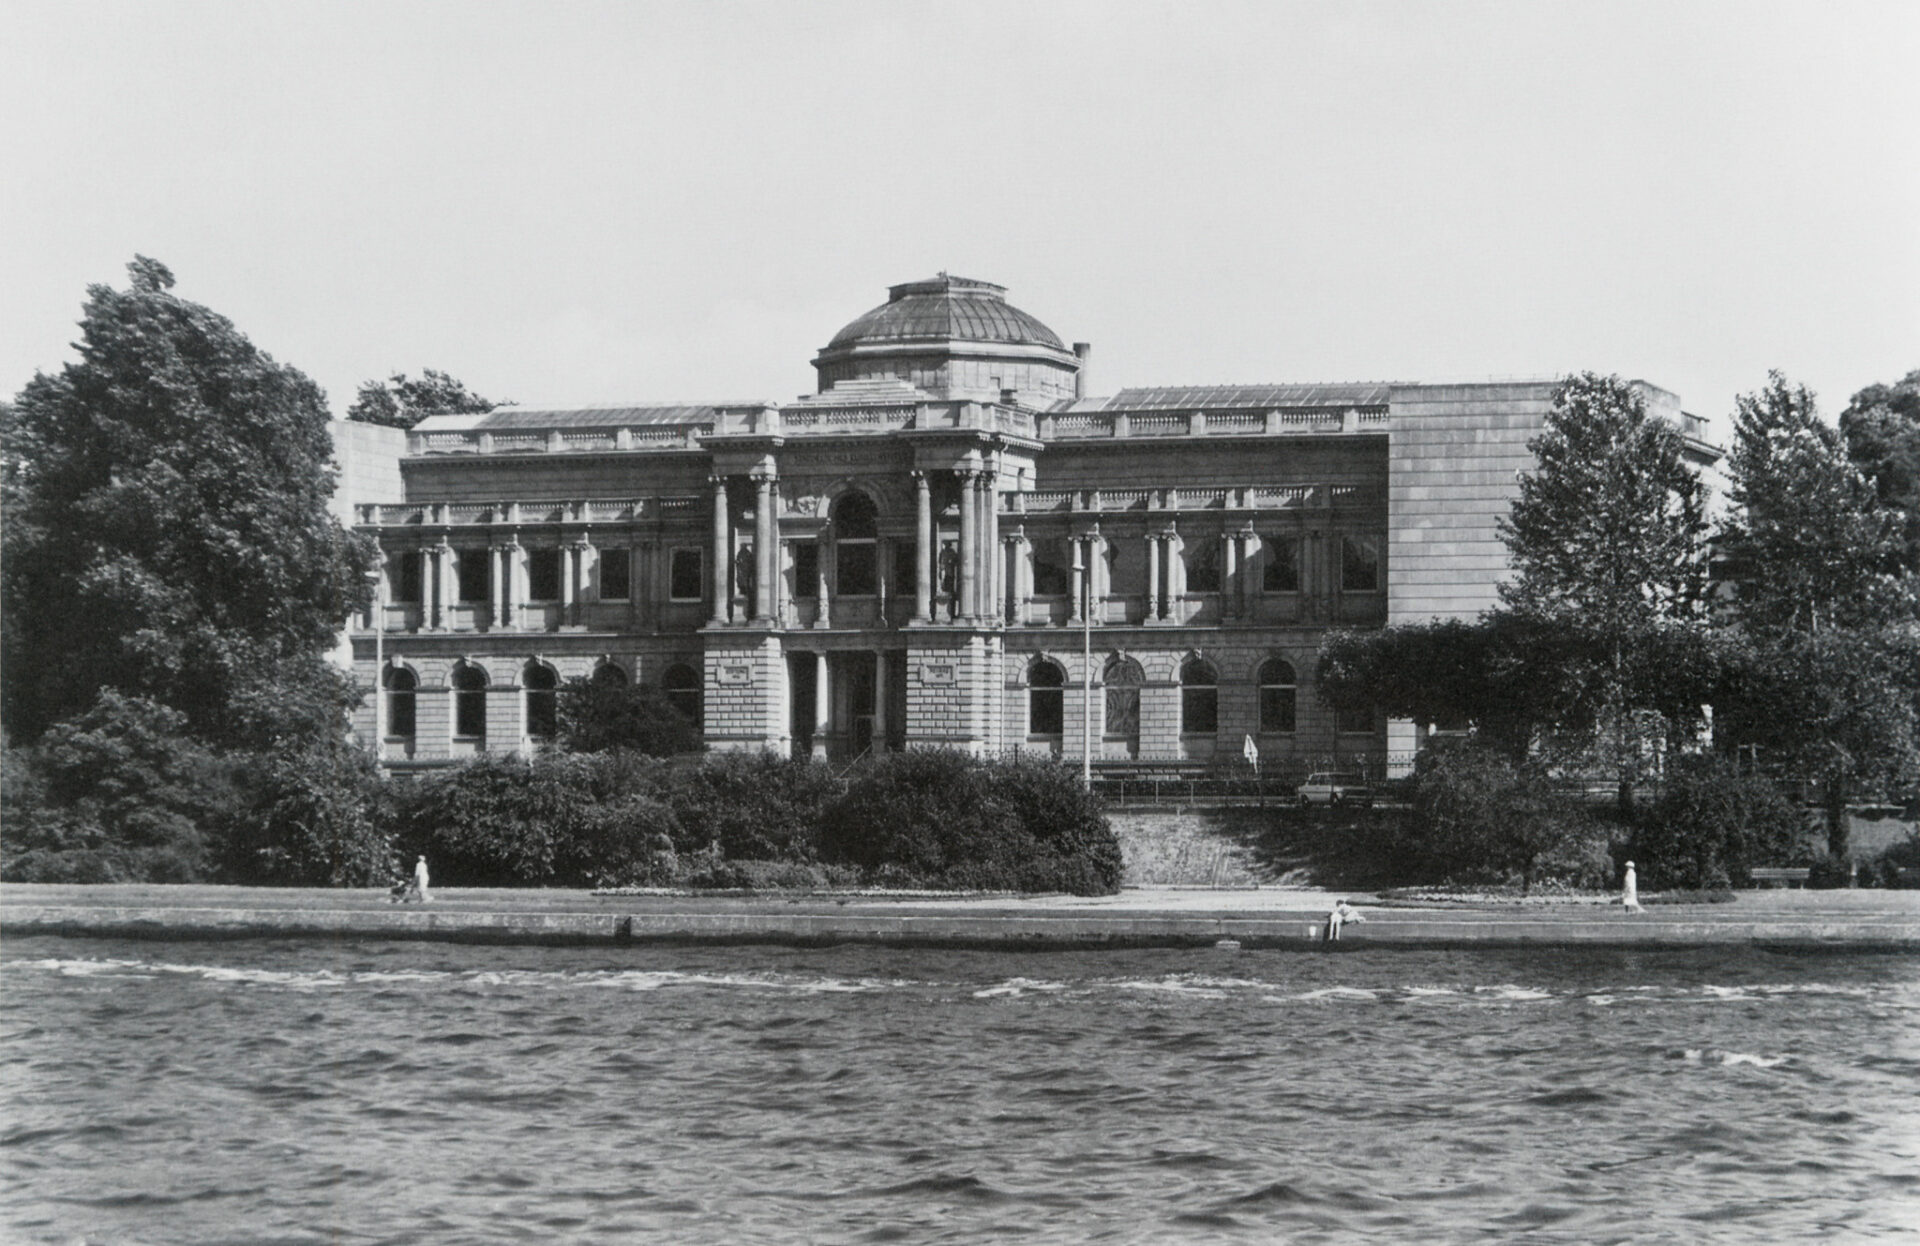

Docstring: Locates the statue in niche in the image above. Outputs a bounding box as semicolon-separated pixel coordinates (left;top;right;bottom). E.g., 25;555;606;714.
734;544;756;605
938;541;960;618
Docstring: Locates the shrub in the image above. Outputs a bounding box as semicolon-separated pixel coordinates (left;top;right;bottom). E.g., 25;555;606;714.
1635;755;1807;890
821;751;1122;894
667;752;842;860
1410;746;1588;892
556;679;703;756
0;692;239;883
223;742;394;886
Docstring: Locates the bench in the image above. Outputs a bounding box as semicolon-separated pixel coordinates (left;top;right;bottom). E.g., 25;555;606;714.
1750;867;1812;888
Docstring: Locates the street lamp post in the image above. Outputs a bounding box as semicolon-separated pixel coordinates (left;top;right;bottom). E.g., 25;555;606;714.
366;568;384;771
1073;541;1092;788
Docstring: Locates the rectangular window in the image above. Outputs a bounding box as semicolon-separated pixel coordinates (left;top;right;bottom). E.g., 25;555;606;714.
669;549;703;601
1031;540;1070;596
527;548;562;601
892;542;914;594
457;549;490;603
1263;537;1300;592
1185;543;1221;593
1341;535;1380;592
390;553;421;604
598;547;630;600
837;542;877;596
793;542;819;595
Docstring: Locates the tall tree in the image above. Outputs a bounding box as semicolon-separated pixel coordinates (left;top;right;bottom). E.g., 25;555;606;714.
1717;373;1919;857
346;369;494;429
1720;372;1914;634
1;256;376;747
1838;368;1920;568
1496;373;1711;809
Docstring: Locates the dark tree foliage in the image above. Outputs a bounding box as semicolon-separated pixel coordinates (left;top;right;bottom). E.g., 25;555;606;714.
1317;614;1720;763
221;740;394;887
346;369;495;430
392;752;681;888
821;751;1122;894
1839;368;1920;568
1499;373;1710;630
1408;746;1591;893
0;257;376;747
665;752;842;861
554;678;704;756
1632;754;1807;891
1720;373;1914;635
1497;373;1711;809
0;691;240;882
1713;627;1920;858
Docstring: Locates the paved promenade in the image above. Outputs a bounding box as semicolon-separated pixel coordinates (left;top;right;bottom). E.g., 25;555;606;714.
5;883;1919;951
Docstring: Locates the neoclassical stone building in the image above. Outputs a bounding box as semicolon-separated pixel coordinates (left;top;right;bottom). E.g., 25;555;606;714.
340;274;1715;775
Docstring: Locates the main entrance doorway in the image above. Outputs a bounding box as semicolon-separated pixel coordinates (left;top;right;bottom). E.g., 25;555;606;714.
789;651;905;762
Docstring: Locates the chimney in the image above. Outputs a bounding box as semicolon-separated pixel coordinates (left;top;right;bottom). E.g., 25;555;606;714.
1072;342;1092;399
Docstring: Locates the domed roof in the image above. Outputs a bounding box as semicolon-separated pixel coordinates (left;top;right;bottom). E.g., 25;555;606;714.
825;274;1065;351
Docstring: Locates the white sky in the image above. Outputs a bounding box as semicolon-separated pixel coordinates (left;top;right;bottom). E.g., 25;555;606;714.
4;1;1916;438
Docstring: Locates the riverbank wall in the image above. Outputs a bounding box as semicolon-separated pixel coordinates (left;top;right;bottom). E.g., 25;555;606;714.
6;885;1918;952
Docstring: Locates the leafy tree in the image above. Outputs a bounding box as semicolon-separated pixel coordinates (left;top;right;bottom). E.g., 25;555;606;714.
665;752;841;860
1;256;376;748
1497;373;1711;808
1839;368;1920;567
1716;373;1920;858
554;677;703;756
0;691;240;882
221;740;394;887
346;369;494;430
1720;373;1913;634
1633;754;1807;890
1408;746;1590;893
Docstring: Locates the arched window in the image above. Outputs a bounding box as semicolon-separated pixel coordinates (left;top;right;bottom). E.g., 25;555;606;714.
833;492;879;597
590;662;628;687
1104;656;1143;744
523;661;558;740
1028;659;1065;737
663;663;702;728
1257;658;1297;734
383;666;416;740
1180;658;1218;735
451;661;488;740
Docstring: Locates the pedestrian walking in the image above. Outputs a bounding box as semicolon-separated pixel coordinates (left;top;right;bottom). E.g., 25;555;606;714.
413;854;432;903
1622;860;1641;914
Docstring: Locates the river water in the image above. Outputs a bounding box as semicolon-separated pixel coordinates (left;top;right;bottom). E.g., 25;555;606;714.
2;938;1916;1244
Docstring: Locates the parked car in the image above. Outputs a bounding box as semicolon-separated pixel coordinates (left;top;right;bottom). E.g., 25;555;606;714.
1296;772;1373;808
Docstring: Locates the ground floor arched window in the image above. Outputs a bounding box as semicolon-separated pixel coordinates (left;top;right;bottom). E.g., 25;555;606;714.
451;661;488;740
1028;659;1064;737
1104;656;1143;747
1180;658;1218;734
1258;658;1296;734
524;661;558;740
383;666;416;740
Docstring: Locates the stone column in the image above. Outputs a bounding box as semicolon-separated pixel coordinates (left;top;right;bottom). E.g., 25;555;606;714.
753;472;777;624
812;651;831;760
979;469;998;622
814;529;832;629
505;541;527;630
1166;525;1186;621
1222;532;1239;619
1089;528;1109;623
418;547;438;630
709;476;730;627
1016;531;1033;624
1238;527;1257;618
957;469;977;621
1067;537;1084;625
913;471;932;624
873;650;889;751
560;541;578;625
1146;533;1161;622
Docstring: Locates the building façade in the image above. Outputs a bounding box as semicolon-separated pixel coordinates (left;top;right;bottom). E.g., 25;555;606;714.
339;274;1717;776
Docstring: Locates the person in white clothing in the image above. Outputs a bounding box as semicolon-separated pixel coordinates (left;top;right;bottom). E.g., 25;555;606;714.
412;854;431;903
1326;899;1365;941
1622;860;1641;913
